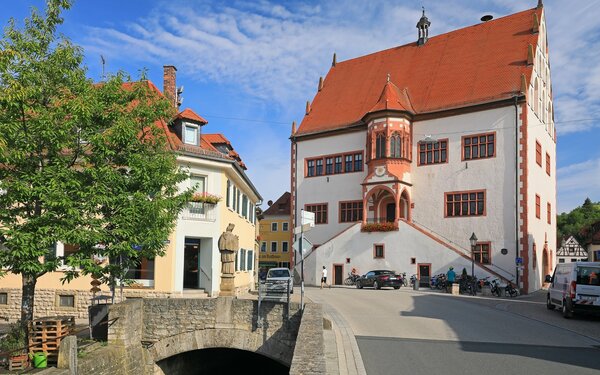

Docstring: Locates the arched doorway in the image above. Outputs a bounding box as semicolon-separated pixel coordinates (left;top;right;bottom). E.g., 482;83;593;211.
542;246;551;279
366;187;397;224
399;190;410;220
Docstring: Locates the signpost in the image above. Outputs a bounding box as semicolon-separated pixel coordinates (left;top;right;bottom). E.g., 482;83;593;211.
296;209;315;310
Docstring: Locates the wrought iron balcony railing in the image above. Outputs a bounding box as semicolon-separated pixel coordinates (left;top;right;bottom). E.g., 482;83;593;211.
181;202;217;222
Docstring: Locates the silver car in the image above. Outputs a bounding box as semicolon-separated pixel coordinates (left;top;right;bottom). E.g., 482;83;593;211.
266;268;294;294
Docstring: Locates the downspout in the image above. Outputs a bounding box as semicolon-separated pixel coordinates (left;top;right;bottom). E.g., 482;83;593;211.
514;95;520;288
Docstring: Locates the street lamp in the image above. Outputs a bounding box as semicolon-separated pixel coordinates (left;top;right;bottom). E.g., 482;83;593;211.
469;232;478;279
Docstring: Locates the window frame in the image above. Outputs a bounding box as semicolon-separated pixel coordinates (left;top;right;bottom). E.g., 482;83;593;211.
462;132;496;161
270;241;277;253
183;124;199;145
305;203;328;224
536;141;542;166
547;202;551;224
418;139;449;166
375;133;386;159
536;194;541;219
271;222;278;232
260;242;267;253
282;241;289;253
390;132;402;158
444;190;486;217
304;151;364;177
56;294;75;309
373;244;385;259
473;242;491;264
545;152;551;176
282;222;289;231
339;200;363;223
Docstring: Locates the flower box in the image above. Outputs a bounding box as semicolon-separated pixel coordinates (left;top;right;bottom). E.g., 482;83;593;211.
361;222;398;232
190;192;221;204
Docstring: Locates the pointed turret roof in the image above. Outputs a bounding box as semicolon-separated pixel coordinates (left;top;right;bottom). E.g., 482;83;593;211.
368;80;415;115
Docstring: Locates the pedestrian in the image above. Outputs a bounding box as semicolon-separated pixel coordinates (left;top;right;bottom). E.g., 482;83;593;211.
446;266;456;293
321;266;329;289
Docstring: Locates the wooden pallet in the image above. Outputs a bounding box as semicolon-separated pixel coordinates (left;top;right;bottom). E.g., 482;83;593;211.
8;354;29;371
28;316;75;365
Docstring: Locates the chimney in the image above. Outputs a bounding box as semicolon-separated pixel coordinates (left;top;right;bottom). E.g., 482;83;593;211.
163;65;177;108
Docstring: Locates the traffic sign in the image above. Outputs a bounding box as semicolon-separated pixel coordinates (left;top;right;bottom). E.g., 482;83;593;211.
294;223;312;235
515;257;523;265
301;210;315;227
292;235;313;256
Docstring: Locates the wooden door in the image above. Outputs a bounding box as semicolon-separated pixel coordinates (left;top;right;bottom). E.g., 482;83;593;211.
334;264;344;285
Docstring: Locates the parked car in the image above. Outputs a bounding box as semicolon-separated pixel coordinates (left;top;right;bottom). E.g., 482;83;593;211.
265;267;294;294
546;261;600;318
355;270;402;290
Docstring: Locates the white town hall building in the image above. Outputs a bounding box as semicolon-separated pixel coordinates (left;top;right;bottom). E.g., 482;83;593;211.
290;2;555;294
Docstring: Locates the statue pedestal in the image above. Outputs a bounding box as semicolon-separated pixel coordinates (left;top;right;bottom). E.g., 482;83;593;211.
220;275;235;296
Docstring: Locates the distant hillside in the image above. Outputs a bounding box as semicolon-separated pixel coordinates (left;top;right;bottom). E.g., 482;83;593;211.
557;198;600;244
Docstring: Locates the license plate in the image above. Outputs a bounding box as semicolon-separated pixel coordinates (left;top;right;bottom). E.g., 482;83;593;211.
389;277;396;280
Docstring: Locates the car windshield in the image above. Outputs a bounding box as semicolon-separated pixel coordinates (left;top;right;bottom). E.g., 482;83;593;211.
577;266;600;286
375;270;395;275
267;269;290;278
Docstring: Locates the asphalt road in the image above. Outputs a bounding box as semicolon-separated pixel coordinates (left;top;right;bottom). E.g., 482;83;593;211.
306;286;600;375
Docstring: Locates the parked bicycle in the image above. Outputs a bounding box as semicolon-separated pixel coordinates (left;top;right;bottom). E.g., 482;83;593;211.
490;279;501;297
505;280;518;298
344;272;361;286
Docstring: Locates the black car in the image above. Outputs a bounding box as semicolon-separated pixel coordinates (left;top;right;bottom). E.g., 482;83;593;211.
356;270;402;290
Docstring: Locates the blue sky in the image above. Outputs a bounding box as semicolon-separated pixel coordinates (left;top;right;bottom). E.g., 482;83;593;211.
2;0;599;213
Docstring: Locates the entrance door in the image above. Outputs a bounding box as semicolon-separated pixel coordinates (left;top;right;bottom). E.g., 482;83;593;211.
386;203;396;223
418;264;431;287
184;238;201;289
334;264;343;286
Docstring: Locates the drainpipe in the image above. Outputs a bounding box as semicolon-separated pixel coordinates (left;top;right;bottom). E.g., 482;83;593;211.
514;95;520;288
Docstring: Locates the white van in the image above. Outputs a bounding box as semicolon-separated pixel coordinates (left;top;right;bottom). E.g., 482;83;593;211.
546;261;600;318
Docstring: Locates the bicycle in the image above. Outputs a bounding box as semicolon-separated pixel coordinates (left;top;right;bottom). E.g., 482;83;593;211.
505;280;518;298
344;272;360;286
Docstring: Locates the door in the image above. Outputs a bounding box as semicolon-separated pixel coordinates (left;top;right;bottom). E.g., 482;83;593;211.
386;203;396;222
418;264;431;287
184;238;201;289
334;264;344;285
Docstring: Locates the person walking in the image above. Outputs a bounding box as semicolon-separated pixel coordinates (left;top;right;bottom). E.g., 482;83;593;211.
321;266;329;289
446;266;456;293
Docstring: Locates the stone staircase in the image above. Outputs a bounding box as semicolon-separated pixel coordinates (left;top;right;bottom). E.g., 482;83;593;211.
175;289;209;298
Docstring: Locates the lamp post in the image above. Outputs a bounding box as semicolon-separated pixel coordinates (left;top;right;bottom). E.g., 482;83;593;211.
469;232;478;279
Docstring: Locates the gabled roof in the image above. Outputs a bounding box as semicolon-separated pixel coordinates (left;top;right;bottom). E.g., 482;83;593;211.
263;192;291;216
298;7;542;136
176;108;207;124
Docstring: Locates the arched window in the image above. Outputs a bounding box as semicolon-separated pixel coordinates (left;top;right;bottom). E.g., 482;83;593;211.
375;133;386;159
390;132;401;158
534;78;539;116
540;89;544;121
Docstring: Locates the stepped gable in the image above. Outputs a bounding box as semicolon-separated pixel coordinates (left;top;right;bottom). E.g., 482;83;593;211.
298;7;542;135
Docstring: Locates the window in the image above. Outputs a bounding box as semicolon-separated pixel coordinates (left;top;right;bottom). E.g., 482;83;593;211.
345;155;353;172
240;249;246;271
184;124;198;145
547;202;551;224
473;242;491;264
58;294;75;308
445;190;485;217
419;140;448;165
246;250;253;271
374;244;385;259
376;133;386;158
325;157;333;174
232;186;238;211
242;195;248;219
271;222;278;232
271;242;277;252
261;242;267;252
236;190;241;214
533;243;537;269
282;222;289;231
0;292;7;305
226;180;231;208
463;133;495;160
334;156;343;173
340;201;363;223
307;160;315;177
546;153;551;176
390;133;401;158
305;203;328;224
282;242;289;253
536;194;541;219
316;159;323;176
558;258;565;263
354;153;363;171
536;141;542;166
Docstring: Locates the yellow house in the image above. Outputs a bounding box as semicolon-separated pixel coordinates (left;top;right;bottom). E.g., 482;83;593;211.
0;66;262;321
258;192;292;271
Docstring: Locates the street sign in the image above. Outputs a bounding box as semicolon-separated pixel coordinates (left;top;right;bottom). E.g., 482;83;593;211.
301;210;315;227
292;235;313;256
515;257;523;265
293;223;312;235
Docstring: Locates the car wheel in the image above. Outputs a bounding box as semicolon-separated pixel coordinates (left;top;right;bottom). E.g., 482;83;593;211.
356;281;362;289
374;281;380;290
562;300;572;319
393;286;400;290
546;294;554;310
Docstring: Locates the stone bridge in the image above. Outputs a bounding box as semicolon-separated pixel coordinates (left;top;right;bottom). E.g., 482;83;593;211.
53;297;326;374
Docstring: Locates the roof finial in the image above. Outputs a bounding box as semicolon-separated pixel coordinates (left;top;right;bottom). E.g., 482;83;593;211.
537;0;543;8
305;101;311;115
318;76;324;91
332;52;337;67
387;73;390;83
291;121;297;135
416;7;431;46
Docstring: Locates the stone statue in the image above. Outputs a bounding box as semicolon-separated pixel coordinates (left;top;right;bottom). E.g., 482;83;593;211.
218;223;239;275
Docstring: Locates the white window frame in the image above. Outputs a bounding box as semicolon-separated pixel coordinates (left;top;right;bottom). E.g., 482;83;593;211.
184;123;199;145
282;241;289;253
261;242;267;252
282;222;289;231
271;241;277;252
271;222;278;232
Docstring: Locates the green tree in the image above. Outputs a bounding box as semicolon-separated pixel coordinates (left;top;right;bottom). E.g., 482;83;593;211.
0;0;190;339
557;198;600;244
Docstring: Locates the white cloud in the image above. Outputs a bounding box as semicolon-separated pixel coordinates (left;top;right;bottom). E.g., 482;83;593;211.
557;158;600;213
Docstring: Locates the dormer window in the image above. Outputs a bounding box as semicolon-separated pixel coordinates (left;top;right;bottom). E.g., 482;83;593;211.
184;124;199;145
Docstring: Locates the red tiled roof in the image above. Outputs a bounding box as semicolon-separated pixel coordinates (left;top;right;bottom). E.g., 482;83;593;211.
176;108;208;124
368;81;415;114
298;7;541;135
263;192;291;216
203;133;231;145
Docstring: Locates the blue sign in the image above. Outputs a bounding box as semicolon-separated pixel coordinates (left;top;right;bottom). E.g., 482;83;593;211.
515;257;523;265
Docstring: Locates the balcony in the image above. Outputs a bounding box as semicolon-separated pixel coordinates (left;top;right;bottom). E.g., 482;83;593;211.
182;202;217;222
361;217;398;232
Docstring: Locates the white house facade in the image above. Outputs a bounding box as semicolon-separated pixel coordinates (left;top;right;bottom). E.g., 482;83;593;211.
291;3;555;293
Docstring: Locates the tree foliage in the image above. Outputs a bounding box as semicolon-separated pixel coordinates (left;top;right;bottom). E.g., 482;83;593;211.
557;198;600;244
0;0;190;327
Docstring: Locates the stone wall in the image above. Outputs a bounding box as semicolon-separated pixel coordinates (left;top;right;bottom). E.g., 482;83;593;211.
289;303;327;375
0;287;175;321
